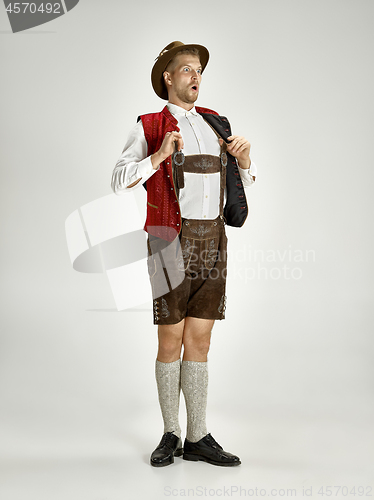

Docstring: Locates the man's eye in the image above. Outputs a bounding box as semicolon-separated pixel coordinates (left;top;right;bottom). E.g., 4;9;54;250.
183;68;189;71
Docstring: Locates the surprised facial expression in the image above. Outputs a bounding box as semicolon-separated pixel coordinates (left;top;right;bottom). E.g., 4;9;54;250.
164;54;202;108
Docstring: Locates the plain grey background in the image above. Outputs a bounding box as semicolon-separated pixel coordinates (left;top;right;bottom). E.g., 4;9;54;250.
1;0;373;499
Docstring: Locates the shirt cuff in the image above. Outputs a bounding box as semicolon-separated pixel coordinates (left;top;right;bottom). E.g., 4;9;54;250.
238;160;257;186
125;156;158;188
137;156;156;179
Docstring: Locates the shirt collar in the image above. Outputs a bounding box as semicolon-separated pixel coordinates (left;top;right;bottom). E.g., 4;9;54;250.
167;102;198;117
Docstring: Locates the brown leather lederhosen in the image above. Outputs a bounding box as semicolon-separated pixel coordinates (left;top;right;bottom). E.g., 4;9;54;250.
147;132;228;325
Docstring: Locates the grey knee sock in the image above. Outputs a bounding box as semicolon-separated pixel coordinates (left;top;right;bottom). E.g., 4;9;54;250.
155;359;182;438
181;360;208;443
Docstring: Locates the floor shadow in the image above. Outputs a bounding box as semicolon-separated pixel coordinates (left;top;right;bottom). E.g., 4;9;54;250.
0;31;57;34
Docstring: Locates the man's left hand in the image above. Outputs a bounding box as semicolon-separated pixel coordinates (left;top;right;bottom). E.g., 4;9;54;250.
219;136;251;170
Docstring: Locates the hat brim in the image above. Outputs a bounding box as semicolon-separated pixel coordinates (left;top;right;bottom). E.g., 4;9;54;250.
151;44;209;100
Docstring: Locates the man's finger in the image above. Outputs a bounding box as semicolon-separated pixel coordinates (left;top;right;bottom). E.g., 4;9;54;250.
171;132;183;139
235;140;248;150
236;144;249;153
167;131;181;140
232;139;248;151
173;137;184;151
228;139;241;150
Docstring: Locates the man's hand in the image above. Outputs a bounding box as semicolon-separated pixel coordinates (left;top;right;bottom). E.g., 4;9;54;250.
219;136;251;170
151;131;184;170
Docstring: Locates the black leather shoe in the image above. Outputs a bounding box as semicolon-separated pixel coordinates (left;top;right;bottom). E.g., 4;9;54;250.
150;432;183;467
183;433;241;466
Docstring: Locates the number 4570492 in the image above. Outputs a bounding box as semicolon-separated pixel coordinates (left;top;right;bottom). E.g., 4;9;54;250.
5;3;62;14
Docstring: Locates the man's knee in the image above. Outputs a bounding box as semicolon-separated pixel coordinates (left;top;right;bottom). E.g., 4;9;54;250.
158;338;182;358
182;317;214;357
157;322;184;361
183;335;211;355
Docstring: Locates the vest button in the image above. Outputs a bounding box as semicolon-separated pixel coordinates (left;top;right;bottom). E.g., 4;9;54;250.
171;188;173;190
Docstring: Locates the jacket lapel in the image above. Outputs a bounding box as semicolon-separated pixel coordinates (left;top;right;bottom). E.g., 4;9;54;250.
197;112;232;142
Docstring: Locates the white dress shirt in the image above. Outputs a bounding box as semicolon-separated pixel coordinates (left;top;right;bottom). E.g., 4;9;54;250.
111;103;257;220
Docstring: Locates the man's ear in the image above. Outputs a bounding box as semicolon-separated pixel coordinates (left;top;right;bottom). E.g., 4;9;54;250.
163;71;172;88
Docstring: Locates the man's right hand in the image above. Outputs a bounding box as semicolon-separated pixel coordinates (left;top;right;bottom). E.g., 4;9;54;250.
151;131;184;170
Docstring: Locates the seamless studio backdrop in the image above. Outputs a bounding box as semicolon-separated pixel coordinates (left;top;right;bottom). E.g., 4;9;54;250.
0;1;373;499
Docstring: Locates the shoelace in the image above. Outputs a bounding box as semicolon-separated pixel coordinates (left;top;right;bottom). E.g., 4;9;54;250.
205;433;222;449
160;432;177;448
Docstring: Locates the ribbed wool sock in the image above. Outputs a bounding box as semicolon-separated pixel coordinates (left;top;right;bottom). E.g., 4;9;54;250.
155;359;182;438
181;360;208;443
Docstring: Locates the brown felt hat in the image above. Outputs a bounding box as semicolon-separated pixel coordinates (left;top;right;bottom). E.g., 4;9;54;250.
151;41;209;100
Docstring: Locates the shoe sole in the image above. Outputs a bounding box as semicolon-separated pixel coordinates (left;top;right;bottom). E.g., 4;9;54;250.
150;448;183;467
183;453;241;467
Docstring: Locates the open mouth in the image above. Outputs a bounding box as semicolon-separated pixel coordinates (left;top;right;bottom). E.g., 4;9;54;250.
191;85;198;91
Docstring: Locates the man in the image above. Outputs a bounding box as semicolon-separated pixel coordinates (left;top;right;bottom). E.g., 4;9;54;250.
111;41;257;467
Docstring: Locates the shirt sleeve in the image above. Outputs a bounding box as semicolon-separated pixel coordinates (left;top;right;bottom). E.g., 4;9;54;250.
238;160;257;187
111;120;159;194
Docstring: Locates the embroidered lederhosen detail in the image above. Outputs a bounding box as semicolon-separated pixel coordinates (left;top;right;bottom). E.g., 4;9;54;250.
180;218;224;273
218;294;227;314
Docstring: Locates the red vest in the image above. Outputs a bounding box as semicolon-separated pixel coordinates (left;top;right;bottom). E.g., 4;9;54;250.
140;105;219;241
